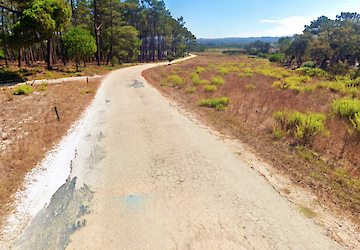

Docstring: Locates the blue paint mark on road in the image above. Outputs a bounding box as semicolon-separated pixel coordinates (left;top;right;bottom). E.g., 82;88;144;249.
118;193;147;211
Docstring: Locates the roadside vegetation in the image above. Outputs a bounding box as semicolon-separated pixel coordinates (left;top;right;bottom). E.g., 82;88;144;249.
143;54;360;227
0;77;103;228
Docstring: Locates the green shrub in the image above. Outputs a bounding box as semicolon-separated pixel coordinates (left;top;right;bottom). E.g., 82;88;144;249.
81;89;94;94
39;86;47;91
199;97;231;110
185;88;196;93
238;73;244;77
245;72;254;77
168;75;183;86
257;52;267;59
218;68;229;75
273;110;328;140
190;73;201;85
200;80;210;85
302;61;316;68
195;67;206;73
350;112;360;133
246;84;256;90
212;76;225;86
272;126;287;139
243;67;253;74
110;56;118;66
269;54;283;63
204;85;217;91
331;98;360;117
14;85;34;95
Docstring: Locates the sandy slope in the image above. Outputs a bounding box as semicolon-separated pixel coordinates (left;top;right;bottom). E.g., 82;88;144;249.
10;56;343;249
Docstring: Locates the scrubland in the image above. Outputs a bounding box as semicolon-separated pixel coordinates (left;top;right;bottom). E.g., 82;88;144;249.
143;55;360;225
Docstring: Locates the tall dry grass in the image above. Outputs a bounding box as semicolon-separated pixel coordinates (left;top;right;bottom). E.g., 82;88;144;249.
143;55;360;224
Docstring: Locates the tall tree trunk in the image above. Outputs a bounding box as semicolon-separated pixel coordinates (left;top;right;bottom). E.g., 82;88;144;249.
94;0;101;66
47;38;53;70
70;0;76;26
157;34;161;61
18;48;22;67
107;0;113;65
29;47;35;65
2;6;7;66
24;49;29;65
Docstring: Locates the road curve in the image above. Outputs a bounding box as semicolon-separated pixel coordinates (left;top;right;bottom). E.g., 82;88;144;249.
13;57;343;249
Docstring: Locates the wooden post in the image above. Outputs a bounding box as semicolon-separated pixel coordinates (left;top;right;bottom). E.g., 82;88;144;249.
54;106;60;121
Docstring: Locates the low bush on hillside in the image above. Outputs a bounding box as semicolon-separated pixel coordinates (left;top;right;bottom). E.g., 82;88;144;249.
218;68;229;75
199;97;231;111
204;85;217;91
13;85;34;95
268;53;283;63
168;75;184;86
195;67;206;73
185;88;196;93
190;73;201;85
273;110;328;140
331;98;360;117
212;76;225;86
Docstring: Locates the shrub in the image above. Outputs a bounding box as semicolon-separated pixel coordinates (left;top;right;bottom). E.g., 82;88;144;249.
81;89;94;94
190;73;201;85
168;75;183;86
14;85;34;95
257;52;267;59
245;72;254;77
212;76;225;86
238;73;244;78
195;67;206;73
39;86;47;91
200;80;210;85
302;61;316;68
204;85;217;91
218;68;229;75
243;68;253;74
331;98;360;117
269;54;283;63
246;84;256;90
273;110;328;141
272;126;287;139
185;88;196;93
110;56;118;66
199;97;231;110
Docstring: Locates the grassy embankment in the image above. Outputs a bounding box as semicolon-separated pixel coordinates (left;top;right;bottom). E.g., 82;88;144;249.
143;55;360;225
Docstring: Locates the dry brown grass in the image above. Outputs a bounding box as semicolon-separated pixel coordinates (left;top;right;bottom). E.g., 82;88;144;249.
143;55;360;225
0;76;103;227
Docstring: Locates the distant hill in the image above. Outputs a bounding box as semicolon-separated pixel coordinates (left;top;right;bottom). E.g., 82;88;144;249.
197;37;280;48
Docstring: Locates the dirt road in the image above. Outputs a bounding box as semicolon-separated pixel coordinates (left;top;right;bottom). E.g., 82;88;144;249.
12;57;343;249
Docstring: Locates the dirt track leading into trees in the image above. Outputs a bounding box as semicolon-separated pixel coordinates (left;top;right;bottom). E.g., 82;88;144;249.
12;56;343;249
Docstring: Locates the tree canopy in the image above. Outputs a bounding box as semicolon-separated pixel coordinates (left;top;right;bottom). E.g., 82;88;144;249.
62;26;96;71
280;12;360;69
0;0;195;68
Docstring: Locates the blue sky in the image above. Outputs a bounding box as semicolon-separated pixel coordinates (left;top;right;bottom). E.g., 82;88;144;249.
162;0;360;38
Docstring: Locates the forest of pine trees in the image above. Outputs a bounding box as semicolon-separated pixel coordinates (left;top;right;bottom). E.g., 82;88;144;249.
0;0;196;69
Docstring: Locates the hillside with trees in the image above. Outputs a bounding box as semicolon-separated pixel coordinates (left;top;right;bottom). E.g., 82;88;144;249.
279;12;360;73
0;0;196;70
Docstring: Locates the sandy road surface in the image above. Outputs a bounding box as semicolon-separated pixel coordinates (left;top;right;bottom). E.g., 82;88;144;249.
12;57;343;249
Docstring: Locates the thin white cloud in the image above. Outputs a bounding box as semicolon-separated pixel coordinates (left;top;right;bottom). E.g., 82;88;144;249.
261;19;281;23
261;16;315;37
